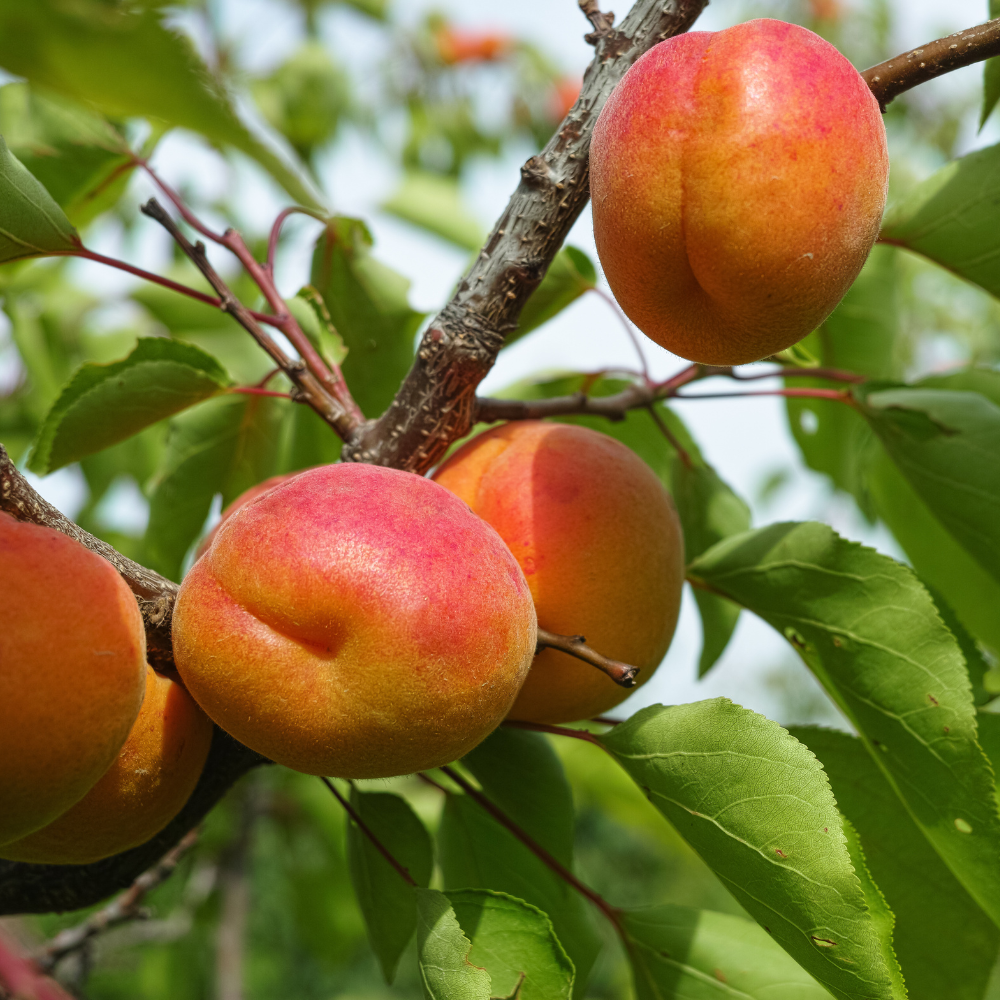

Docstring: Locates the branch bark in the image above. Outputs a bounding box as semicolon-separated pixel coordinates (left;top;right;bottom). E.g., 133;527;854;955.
536;628;639;687
862;17;1000;110
341;0;708;474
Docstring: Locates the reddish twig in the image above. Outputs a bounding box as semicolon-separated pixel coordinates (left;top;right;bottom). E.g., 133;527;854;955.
645;402;693;469
266;206;325;275
229;386;293;400
320;778;417;887
502;719;607;748
673;387;852;402
437;766;626;936
138;158;226;245
536;628;639;688
34;829;200;973
862;17;1000;110
578;0;616;45
0;932;74;1000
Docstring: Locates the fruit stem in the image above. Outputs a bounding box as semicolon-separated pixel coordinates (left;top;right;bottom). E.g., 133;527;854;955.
320;778;417;887
535;628;640;687
436;766;627;938
502;720;607;747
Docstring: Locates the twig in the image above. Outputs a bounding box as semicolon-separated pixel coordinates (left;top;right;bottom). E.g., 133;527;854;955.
140;199;361;441
578;0;616;46
266;206;325;275
590;286;649;379
673;387;852;402
35;830;200;973
320;778;417;887
342;0;709;472
437;766;626;937
862;17;1000;110
645;402;693;469
502;719;607;747
536;628;639;688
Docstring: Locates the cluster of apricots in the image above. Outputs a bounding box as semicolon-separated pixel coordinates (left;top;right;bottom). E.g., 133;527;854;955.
0;19;886;865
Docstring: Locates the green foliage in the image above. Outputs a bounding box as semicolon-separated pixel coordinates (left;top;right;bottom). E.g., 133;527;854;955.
601;700;899;1000
0;0;320;208
689;522;1000;929
382;171;485;250
0;137;79;264
510;247;597;345
346;788;433;984
623;905;832;999
792;727;1000;1000
28;338;230;474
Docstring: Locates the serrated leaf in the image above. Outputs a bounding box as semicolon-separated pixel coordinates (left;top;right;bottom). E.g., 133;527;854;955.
417;888;492;1000
28;338;230;474
0;136;78;264
689;522;1000;930
346;788;433;984
509;247;596;344
310;216;425;417
791;726;999;1000
600;699;898;1000
448;889;574;1000
858;386;1000;585
144;393;286;580
438;795;600;1000
382;171;485;250
623;904;831;1000
880;144;1000;299
0;0;321;209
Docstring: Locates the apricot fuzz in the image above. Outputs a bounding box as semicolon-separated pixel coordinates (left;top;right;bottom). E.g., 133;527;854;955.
171;463;538;778
591;19;889;366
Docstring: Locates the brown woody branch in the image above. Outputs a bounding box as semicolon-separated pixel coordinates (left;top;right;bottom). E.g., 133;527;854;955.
536;628;639;688
139;199;362;442
341;0;709;473
579;1;616;45
862;17;1000;110
34;829;200;973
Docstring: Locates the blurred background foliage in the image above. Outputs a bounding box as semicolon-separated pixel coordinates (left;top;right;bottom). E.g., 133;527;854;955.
1;0;1000;996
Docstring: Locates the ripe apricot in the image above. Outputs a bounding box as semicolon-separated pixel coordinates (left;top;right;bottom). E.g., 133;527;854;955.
0;667;213;864
171;464;537;778
0;513;146;846
433;421;685;723
590;19;888;366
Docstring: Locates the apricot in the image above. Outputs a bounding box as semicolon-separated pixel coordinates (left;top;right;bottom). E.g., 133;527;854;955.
0;667;213;864
433;421;685;723
590;19;888;366
171;464;537;778
0;513;146;846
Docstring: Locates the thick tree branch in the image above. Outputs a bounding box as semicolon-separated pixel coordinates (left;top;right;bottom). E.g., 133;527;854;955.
862;17;1000;110
536;628;639;688
341;0;709;473
0;730;268;916
579;1;616;46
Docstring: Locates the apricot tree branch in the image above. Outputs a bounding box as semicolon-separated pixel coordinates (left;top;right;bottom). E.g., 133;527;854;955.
502;719;607;747
536;628;639;688
862;17;1000;110
437;766;626;937
34;829;201;973
140;199;361;441
579;1;616;45
320;778;417;887
342;0;709;473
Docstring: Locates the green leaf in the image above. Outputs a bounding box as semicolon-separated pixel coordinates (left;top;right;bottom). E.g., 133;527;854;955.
689;522;1000;930
461;728;575;869
417;888;492;1000
880;144;1000;299
448;889;575;1000
868;444;1000;652
0;83;139;226
310;216;425;417
346;788;433;984
382;171;485;250
0;135;78;264
509;247;596;345
982;1;1000;127
839;817;907;999
600;700;898;1000
437;795;600;1000
623;904;831;1000
0;0;320;209
144;393;286;580
28;338;230;474
858;386;1000;585
792;726;999;1000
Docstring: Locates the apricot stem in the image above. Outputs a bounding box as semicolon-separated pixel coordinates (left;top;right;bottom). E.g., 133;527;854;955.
535;628;640;688
862;17;1000;111
320;778;418;888
35;828;200;973
502;720;607;748
436;766;627;938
